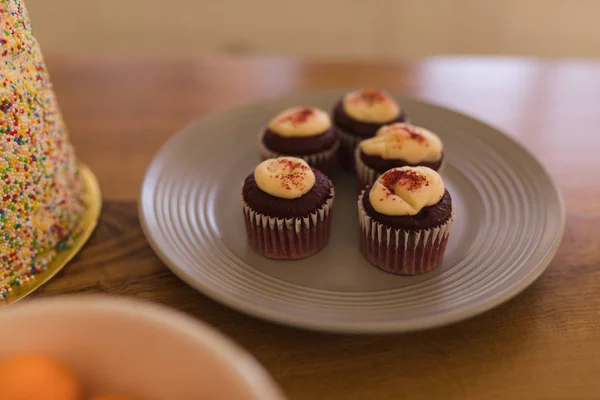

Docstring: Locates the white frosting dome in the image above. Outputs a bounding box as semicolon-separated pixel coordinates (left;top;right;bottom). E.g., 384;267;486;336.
254;157;316;199
360;123;443;163
268;106;331;137
369;166;444;216
342;89;400;123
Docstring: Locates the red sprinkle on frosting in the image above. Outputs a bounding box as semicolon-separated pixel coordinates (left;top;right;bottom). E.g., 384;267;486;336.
353;89;389;105
399;126;427;144
274;159;310;191
277;107;315;125
384;124;428;147
381;169;429;192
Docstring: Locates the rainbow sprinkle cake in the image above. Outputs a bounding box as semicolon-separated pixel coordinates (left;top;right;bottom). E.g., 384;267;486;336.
0;0;84;298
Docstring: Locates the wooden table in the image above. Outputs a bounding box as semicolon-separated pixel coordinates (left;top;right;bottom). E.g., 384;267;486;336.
38;55;600;400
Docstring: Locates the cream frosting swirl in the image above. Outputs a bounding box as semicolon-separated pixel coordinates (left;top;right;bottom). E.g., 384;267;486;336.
360;123;443;163
254;157;315;199
369;166;444;216
342;89;400;123
267;106;331;137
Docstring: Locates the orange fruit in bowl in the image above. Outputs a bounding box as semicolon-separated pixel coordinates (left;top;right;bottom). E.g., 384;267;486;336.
0;353;82;400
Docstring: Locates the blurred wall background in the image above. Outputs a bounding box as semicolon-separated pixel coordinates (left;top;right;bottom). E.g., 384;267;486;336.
27;0;600;60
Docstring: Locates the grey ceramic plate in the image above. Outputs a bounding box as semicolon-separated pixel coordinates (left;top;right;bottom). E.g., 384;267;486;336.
139;90;564;334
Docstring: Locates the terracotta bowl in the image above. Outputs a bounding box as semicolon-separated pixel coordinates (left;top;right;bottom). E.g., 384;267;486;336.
0;295;285;400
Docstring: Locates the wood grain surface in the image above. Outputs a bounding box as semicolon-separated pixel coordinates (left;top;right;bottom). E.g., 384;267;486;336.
34;55;600;400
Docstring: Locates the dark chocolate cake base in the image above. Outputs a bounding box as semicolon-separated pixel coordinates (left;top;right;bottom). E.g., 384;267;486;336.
262;127;338;155
259;134;340;177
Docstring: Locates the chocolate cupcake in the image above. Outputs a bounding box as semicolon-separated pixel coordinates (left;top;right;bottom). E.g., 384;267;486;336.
358;166;454;275
332;89;407;172
259;106;340;177
242;157;335;260
355;123;444;192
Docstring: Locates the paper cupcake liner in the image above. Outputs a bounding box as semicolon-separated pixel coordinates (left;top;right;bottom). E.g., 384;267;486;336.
242;188;335;260
354;147;446;194
357;190;455;275
336;127;364;173
355;147;379;195
258;132;340;177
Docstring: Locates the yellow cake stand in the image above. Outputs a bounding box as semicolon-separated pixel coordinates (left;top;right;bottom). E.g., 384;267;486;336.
2;164;102;305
